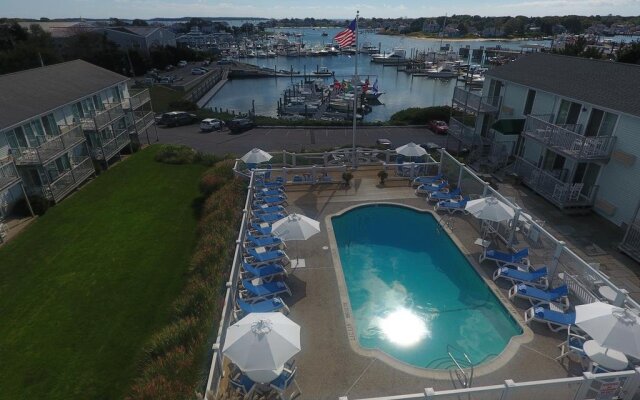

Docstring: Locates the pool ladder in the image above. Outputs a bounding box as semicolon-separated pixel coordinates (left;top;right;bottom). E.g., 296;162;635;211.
447;345;474;389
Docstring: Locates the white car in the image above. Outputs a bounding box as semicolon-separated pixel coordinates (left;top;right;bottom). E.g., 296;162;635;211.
177;60;188;67
191;67;206;75
200;118;224;132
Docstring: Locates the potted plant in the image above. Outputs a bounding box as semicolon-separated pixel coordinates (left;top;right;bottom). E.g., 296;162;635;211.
342;172;354;187
377;170;388;185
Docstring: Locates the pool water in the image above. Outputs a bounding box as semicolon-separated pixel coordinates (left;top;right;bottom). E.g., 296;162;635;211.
332;205;522;368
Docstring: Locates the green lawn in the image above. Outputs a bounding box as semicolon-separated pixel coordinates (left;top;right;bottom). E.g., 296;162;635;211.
149;85;185;113
0;147;206;400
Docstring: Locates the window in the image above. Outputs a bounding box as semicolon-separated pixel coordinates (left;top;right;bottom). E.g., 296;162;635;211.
556;99;581;126
585;108;618;137
523;89;536;115
93;95;104;111
41;114;59;137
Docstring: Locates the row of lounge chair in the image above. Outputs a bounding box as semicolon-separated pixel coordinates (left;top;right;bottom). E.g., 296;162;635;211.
411;173;470;214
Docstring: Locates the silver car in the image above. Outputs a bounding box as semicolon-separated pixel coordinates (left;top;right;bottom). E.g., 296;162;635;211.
200;118;224;132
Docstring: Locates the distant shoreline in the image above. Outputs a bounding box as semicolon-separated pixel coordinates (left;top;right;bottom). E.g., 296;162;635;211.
378;32;547;42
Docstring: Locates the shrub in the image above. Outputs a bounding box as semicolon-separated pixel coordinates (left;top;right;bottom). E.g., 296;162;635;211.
143;317;201;362
168;99;198;111
154;145;196;164
377;170;388;184
199;174;226;196
25;195;51;216
389;106;452;125
193;152;220;167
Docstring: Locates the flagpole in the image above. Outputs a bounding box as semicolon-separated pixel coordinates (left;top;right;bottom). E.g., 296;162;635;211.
351;11;359;167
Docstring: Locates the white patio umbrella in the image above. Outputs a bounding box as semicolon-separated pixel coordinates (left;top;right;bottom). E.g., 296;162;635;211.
241;148;272;164
575;302;640;358
395;142;428;158
271;213;321;268
223;312;301;383
465;196;515;222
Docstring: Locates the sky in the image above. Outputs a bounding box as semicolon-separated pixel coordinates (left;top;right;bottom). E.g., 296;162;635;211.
5;0;640;19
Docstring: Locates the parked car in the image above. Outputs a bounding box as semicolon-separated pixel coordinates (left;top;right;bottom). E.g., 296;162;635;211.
155;111;197;127
191;67;206;75
200;118;224;132
165;64;175;71
376;138;392;149
227;118;254;133
428;120;449;135
420;142;443;152
177;60;188;67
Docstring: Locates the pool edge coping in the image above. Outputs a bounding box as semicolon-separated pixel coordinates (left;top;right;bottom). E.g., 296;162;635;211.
325;201;535;380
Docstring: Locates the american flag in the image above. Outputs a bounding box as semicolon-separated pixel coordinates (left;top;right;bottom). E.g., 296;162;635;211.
334;19;356;48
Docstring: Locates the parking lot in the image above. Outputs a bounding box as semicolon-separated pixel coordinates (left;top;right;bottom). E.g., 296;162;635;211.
154;124;450;156
147;61;216;87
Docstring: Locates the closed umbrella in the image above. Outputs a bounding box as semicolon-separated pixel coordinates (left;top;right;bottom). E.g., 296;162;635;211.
272;213;321;268
465;196;515;222
575;302;640;358
223;312;301;383
395;142;428;158
241;148;272;164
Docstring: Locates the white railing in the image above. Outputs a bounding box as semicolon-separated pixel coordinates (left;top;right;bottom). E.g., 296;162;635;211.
123;89;151;110
43;156;94;202
339;369;640;400
0;159;21;191
523;115;615;160
80;103;125;132
134;111;155;134
452;86;501;114
619;222;640;262
94;129;130;161
447;117;479;146
13;125;86;165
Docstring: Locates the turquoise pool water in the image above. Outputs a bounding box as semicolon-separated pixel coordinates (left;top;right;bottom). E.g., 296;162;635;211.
332;205;522;369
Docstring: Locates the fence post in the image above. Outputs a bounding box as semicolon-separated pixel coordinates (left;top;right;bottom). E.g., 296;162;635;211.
292;153;297;167
457;164;464;189
482;182;490;197
438;149;443;176
311;165;317;183
425;388;436;399
385;149;390;163
323;152;328;166
508;208;521;249
574;372;595;400
500;379;516;400
621;367;640;398
549;240;565;285
282;167;288;183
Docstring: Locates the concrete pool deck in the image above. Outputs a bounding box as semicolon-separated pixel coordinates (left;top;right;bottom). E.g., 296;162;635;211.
277;172;603;399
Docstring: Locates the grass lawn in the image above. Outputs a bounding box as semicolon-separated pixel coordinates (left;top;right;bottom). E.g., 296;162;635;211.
149;85;185;113
0;147;206;400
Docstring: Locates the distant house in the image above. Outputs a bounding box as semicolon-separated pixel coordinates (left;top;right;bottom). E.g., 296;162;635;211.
93;26;176;55
175;26;231;48
482;26;504;37
552;24;567;35
0;60;155;209
448;53;640;260
422;20;440;33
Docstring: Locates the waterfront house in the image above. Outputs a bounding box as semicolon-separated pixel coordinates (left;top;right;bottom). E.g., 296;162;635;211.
94;26;177;55
0;60;155;208
448;52;640;261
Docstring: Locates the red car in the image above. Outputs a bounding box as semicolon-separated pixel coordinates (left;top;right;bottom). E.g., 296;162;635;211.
428;120;449;134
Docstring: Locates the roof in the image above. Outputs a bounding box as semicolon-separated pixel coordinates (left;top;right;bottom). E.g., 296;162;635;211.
0;60;128;131
107;26;160;37
17;21;95;38
486;52;640;118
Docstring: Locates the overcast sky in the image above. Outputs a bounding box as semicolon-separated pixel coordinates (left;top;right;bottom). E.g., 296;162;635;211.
6;0;640;19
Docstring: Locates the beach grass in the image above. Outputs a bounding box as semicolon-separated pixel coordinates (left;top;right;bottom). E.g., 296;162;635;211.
0;146;206;400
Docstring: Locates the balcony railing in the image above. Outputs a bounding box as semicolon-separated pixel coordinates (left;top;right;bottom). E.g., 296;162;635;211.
452;86;501;114
13;125;86;166
448;117;489;149
40;157;94;203
123;89;151;111
93;129;131;161
132;111;155;135
514;157;597;209
80;103;125;132
522;115;615;161
0;159;21;192
620;221;640;263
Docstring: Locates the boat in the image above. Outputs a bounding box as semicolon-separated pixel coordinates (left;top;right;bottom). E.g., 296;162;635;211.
313;66;334;77
321;31;328;37
360;42;379;54
370;48;407;64
424;66;458;79
364;90;384;100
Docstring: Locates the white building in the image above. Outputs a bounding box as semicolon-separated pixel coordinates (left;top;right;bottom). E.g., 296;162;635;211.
449;52;640;261
95;26;177;55
0;60;155;209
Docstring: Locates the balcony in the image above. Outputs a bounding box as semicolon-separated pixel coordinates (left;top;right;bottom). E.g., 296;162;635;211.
80;103;125;132
123;89;151;111
0;159;21;192
522;115;615;161
130;111;155;136
448;117;485;147
514;157;597;210
452;87;501;114
13;125;86;166
619;218;640;263
93;128;131;161
39;157;94;203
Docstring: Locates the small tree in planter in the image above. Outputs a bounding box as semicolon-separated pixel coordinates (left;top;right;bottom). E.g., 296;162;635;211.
377;170;388;185
342;172;354;187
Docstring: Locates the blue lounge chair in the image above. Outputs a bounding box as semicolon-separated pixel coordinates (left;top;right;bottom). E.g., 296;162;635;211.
524;305;576;332
415;180;448;195
254;188;286;198
412;174;444;187
434;197;469;214
242;262;287;280
252;204;286;214
480;247;530;267
270;367;299;398
493;266;549;289
254;177;284;188
235;296;289;318
509;284;570;310
245;248;289;266
318;174;333;183
250;222;272;236
254;195;287;206
244;234;285;249
253;212;286;223
241;279;292;300
427;187;461;202
228;373;258;399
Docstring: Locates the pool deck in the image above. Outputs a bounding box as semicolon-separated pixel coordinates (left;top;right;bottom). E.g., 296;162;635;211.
277;172;617;399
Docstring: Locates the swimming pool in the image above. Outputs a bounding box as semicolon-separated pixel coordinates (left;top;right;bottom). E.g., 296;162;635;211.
331;204;522;369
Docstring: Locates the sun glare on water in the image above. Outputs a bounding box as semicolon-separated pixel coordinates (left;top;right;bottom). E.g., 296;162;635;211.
378;308;430;346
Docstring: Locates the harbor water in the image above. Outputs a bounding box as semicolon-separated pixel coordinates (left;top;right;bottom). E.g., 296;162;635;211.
205;29;554;121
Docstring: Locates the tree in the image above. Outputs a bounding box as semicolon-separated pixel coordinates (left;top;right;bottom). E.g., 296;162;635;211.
131;19;148;26
617;42;640;64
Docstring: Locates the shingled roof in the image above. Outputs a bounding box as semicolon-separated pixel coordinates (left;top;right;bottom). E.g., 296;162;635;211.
0;60;128;131
486;52;640;118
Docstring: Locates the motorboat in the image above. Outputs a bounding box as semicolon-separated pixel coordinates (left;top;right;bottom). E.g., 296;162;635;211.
313;66;334;76
370;48;407;64
424;66;458;79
